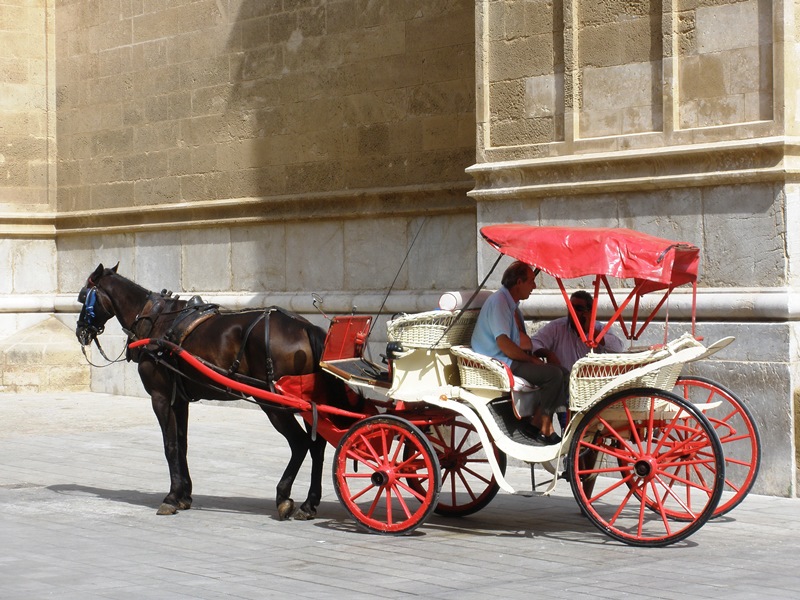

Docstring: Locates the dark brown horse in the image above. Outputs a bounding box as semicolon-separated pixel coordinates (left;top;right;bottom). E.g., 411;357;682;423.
75;263;350;520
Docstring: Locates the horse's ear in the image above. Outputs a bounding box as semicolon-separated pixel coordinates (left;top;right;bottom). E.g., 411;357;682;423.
92;264;104;280
111;262;119;273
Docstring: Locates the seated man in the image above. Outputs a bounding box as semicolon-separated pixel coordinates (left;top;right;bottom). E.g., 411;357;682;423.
471;261;567;445
531;290;625;371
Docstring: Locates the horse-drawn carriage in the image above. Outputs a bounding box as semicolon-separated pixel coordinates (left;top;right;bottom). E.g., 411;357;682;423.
76;225;760;547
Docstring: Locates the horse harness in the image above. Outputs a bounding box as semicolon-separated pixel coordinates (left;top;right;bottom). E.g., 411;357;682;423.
127;292;284;396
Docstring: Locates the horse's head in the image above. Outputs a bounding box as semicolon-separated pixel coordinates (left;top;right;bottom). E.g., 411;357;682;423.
76;263;119;347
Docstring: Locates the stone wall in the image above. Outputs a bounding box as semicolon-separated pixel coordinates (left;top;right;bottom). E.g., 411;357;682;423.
474;0;799;497
478;0;782;161
0;0;58;347
54;0;475;210
0;0;53;210
49;0;478;393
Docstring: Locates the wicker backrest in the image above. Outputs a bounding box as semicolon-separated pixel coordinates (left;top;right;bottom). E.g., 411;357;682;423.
569;347;684;411
449;345;511;391
387;310;479;349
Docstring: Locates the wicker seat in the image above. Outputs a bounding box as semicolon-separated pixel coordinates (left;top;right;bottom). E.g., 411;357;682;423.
449;345;541;418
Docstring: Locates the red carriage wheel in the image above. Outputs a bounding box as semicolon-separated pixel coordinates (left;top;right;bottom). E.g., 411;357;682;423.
674;376;761;517
333;415;441;535
406;415;506;517
567;388;724;547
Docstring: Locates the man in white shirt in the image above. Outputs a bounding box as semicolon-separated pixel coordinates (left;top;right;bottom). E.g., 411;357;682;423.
531;290;625;371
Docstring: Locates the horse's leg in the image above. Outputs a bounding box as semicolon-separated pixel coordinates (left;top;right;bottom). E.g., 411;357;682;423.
294;432;326;520
173;397;193;511
263;408;313;520
143;366;192;515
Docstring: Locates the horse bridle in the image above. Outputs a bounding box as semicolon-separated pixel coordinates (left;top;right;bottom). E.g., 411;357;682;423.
76;280;126;364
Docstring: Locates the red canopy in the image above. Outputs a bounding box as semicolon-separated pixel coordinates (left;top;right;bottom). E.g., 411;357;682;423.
480;225;699;292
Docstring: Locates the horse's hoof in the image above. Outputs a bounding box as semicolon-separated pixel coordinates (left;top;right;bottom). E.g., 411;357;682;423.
293;508;316;521
177;499;192;511
157;503;178;515
277;499;295;521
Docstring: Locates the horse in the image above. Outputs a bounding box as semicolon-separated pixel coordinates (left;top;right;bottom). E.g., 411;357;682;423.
75;263;352;520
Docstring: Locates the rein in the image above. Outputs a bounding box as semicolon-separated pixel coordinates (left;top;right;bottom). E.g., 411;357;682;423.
80;337;127;367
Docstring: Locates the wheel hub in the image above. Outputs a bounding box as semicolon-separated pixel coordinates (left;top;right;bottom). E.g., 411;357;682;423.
633;456;658;480
371;470;390;486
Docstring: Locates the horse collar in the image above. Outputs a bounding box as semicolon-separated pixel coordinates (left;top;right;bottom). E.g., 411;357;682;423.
129;294;166;340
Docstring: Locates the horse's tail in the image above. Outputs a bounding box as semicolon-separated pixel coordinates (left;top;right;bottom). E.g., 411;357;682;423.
306;325;325;369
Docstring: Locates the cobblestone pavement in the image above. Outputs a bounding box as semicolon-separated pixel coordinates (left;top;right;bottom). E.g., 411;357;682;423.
2;393;799;599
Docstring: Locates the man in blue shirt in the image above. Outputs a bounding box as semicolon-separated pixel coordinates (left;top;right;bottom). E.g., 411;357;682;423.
471;261;566;444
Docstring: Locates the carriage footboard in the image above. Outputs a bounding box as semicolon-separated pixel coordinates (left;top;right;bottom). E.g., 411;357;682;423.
320;358;391;389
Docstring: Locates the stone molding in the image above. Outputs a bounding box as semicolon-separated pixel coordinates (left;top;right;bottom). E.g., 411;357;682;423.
7;287;800;321
468;136;800;200
0;214;56;238
39;182;473;237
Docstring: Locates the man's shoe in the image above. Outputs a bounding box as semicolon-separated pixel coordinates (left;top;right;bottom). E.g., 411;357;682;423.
534;431;562;445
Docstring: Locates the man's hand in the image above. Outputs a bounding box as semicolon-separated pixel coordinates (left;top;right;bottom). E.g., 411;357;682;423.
496;334;540;363
535;349;561;366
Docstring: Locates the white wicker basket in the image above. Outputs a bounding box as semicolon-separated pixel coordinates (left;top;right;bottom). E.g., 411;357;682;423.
387;310;479;349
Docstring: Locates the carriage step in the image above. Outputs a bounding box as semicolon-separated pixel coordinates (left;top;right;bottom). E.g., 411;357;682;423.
486;398;547;447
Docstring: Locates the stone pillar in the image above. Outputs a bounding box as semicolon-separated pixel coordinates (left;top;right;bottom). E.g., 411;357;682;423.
472;0;798;497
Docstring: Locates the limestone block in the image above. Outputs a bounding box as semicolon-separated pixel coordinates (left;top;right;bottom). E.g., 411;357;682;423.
622;105;660;134
578;17;657;69
405;6;473;53
231;224;287;293
2;369;42;389
727;46;766;95
702;183;784;287
285;220;344;292
58;236;96;291
12;240;56;293
408;213;476;290
343;217;409;291
619;189;705;251
490;115;557;146
525;73;563;118
47;365;90;389
580;61;660;137
489;33;554;82
744;91;772;122
343;89;409;127
680;54;725;100
696;0;760;54
540;194;619;229
87;233;136;281
0;315;45;343
134;232;181;292
696;95;745;128
181;228;232;292
524;0;557;37
0;239;11;294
